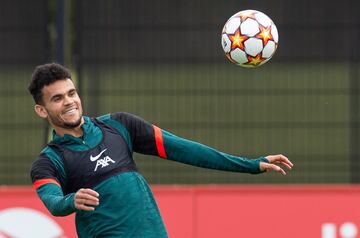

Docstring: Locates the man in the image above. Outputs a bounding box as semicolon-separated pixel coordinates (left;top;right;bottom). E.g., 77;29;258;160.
29;63;293;237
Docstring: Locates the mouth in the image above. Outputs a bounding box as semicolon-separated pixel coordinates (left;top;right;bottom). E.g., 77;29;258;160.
62;108;78;116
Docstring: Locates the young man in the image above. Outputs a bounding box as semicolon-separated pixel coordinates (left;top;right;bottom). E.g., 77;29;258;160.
29;63;293;237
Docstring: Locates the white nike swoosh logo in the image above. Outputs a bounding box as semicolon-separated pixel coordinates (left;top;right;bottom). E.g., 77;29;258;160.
90;149;107;162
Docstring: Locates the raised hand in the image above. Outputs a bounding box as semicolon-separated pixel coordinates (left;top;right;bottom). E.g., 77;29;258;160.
260;154;293;175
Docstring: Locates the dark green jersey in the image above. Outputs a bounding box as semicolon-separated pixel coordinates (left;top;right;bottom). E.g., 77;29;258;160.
31;112;267;237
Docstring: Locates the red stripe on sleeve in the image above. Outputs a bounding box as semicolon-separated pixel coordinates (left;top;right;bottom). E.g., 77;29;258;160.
33;178;61;190
153;125;167;159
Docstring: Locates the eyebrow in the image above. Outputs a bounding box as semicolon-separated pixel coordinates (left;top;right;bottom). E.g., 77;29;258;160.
50;88;76;101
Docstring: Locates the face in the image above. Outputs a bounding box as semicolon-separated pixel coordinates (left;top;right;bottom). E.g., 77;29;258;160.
35;79;83;130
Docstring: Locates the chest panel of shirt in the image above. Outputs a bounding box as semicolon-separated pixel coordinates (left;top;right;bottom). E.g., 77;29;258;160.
48;119;137;195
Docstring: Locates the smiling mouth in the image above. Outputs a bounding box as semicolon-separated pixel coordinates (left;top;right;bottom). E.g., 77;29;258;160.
63;108;77;115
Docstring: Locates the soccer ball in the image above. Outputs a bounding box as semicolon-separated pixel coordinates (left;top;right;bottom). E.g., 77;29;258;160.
221;10;279;67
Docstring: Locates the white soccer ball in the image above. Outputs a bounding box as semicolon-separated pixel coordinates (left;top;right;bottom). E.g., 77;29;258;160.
221;10;279;67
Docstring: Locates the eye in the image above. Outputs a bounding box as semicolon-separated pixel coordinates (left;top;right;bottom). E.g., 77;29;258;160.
52;96;61;102
69;90;77;97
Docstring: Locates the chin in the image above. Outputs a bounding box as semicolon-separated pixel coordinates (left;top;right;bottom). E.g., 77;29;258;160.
63;117;82;129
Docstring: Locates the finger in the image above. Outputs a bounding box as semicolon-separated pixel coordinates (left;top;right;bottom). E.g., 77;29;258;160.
76;193;99;202
267;164;286;175
274;160;293;170
75;198;99;210
277;155;293;167
81;188;99;197
75;196;99;207
76;198;99;206
280;161;293;170
76;203;96;211
268;154;293;168
74;199;99;207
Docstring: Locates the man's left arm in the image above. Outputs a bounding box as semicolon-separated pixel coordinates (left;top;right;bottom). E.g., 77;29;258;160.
157;128;293;175
109;112;293;175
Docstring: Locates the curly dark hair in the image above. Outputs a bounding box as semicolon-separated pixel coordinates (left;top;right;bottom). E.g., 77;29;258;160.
28;63;72;104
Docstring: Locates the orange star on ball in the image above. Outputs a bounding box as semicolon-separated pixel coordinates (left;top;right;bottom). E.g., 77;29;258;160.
229;29;248;50
256;25;273;45
246;54;265;66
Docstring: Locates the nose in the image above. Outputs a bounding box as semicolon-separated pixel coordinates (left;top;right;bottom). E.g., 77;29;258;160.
63;95;74;105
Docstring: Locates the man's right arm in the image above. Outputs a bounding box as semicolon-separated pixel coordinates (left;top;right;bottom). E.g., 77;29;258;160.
31;154;76;216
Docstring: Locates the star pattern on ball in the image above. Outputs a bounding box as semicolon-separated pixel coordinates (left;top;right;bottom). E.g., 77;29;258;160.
229;29;248;50
256;25;274;45
239;11;256;22
246;54;265;66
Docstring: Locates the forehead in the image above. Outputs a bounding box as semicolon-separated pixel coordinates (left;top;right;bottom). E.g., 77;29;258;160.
42;79;76;98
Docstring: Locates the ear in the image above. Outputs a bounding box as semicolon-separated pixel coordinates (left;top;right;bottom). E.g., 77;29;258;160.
34;104;48;119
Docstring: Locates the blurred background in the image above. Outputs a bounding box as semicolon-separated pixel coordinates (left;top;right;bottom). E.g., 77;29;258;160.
1;1;360;237
0;0;360;184
0;0;359;186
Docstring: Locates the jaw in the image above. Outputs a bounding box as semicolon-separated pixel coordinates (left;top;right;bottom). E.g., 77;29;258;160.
51;116;84;137
49;107;84;131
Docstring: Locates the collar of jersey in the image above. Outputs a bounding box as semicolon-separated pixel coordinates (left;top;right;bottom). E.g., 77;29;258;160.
51;116;102;147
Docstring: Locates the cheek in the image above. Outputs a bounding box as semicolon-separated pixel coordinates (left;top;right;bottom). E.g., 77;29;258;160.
76;99;83;109
46;105;62;116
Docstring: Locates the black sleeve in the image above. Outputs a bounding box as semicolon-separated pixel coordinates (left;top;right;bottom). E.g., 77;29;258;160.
30;153;59;184
110;112;158;155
